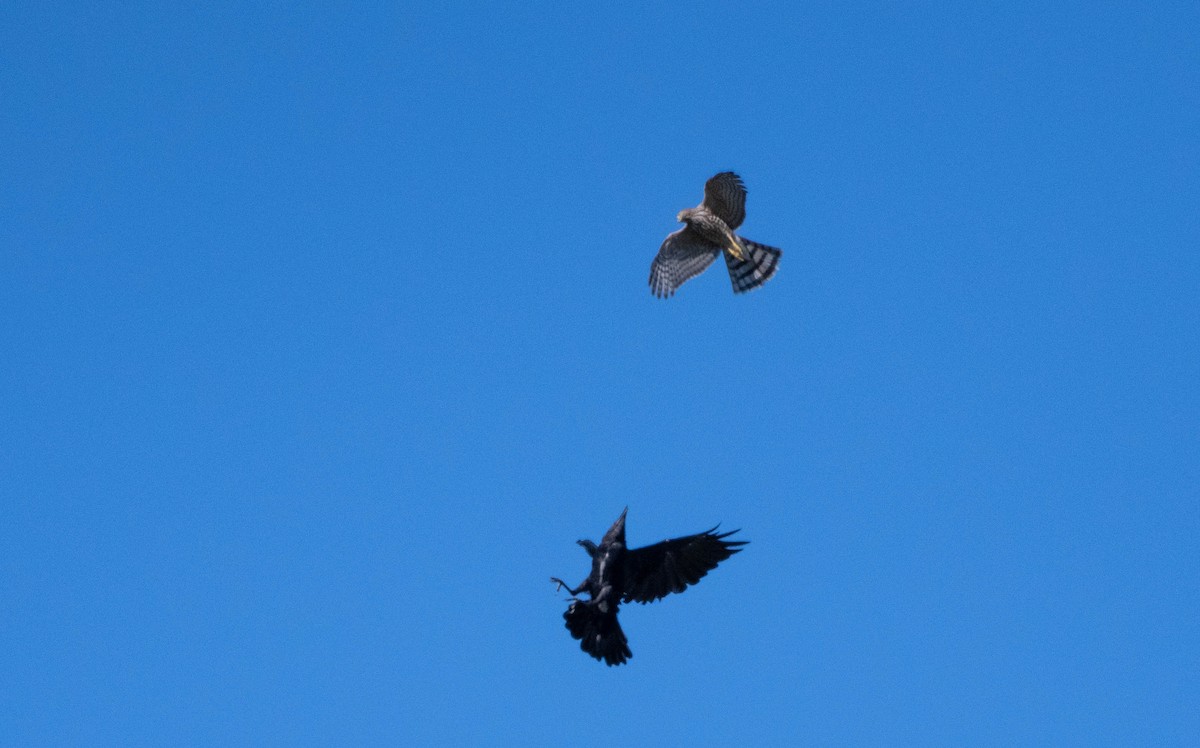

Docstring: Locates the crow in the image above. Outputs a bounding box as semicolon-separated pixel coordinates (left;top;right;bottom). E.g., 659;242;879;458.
550;508;747;666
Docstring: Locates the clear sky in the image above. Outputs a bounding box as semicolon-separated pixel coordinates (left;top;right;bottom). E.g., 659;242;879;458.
3;1;1198;745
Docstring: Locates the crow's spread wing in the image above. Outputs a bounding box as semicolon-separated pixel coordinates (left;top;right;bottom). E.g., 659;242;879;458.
622;527;746;604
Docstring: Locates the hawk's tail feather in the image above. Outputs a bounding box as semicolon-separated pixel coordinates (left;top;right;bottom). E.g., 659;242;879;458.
564;600;631;666
725;238;781;294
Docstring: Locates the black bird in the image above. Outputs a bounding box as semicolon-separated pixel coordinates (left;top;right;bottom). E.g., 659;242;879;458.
550;508;747;666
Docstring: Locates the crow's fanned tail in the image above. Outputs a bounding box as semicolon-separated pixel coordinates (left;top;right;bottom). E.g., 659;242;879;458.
564;599;631;666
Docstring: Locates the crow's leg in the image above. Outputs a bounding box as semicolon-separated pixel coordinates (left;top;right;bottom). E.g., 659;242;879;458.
550;577;588;596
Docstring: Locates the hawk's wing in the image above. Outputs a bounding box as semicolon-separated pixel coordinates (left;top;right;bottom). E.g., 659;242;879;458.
649;227;721;298
622;527;746;604
703;172;747;230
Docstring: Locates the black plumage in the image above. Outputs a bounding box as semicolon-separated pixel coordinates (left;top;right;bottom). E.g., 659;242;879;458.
550;508;747;666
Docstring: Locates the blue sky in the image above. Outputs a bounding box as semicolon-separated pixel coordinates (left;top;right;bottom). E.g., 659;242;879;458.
3;1;1198;744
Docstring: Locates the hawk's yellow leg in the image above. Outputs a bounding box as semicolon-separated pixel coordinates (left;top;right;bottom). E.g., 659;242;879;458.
724;230;745;260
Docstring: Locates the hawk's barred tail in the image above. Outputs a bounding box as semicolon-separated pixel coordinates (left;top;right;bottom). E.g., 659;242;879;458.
724;237;781;294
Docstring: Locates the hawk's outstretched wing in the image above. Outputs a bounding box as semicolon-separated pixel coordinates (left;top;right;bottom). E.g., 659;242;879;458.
649;227;721;298
703;172;747;230
622;527;747;604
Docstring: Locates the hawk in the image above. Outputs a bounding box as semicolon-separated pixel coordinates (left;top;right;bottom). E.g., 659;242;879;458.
550;508;747;666
649;171;782;298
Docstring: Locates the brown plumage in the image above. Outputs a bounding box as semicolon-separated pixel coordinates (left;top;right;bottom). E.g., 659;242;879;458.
649;172;782;298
